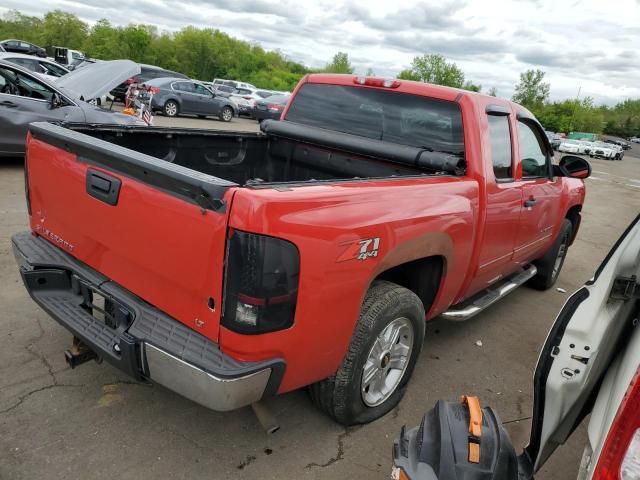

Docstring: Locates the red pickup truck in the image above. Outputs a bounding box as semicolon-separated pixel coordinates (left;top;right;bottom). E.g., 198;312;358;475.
12;74;590;425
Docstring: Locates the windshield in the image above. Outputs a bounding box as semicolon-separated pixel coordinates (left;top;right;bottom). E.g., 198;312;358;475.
285;83;465;156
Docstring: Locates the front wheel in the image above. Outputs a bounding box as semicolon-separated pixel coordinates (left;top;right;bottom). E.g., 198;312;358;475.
219;106;233;122
309;281;425;425
528;219;572;290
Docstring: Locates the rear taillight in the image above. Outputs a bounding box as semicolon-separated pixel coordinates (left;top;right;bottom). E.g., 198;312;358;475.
268;104;284;112
593;367;640;480
222;230;299;334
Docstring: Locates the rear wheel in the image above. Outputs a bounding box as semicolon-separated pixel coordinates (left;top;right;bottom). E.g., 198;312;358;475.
309;281;425;425
528;219;572;290
219;106;233;122
164;100;179;117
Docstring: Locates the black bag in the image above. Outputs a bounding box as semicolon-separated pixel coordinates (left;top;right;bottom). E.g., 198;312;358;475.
392;396;520;480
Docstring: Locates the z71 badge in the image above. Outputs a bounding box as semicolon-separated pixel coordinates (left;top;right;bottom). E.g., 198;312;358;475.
337;237;381;262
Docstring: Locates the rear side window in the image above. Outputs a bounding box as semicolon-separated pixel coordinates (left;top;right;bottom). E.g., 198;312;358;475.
487;115;512;179
285;84;464;156
41;62;68;77
9;58;38;71
518;120;549;178
174;81;194;93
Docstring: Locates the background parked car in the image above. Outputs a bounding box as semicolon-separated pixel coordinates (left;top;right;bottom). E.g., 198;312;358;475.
558;139;582;154
590;140;620;160
545;130;562;150
51;46;85;69
605;138;630;150
141;77;237;122
212;78;256;90
228;87;275;117
0;39;46;57
0;52;70;81
252;93;290;122
209;84;235;97
111;64;188;101
0;59;142;156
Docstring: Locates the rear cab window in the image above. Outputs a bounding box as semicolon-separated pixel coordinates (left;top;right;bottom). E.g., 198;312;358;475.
284;83;464;158
487;115;513;180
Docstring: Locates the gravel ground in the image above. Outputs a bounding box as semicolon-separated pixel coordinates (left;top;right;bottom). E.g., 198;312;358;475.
1;117;639;480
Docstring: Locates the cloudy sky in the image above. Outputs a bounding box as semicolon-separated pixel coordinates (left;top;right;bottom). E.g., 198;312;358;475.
2;0;639;104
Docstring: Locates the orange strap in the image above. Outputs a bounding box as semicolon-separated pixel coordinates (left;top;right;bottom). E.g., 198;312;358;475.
460;395;483;464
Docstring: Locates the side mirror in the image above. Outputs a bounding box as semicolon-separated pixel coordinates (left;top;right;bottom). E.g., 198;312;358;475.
49;92;63;109
557;155;591;179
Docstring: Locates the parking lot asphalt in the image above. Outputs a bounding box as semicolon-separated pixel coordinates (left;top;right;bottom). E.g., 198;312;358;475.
1;117;639;480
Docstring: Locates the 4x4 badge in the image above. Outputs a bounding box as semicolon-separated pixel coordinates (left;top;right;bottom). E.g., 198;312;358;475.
337;237;381;262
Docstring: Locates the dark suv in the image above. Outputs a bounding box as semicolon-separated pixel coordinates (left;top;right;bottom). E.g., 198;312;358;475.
111;64;188;101
0;39;46;57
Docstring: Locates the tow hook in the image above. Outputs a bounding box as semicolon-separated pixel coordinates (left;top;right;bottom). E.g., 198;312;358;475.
64;336;99;369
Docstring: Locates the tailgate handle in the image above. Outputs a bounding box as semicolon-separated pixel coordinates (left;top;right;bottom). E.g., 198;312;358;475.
86;169;121;206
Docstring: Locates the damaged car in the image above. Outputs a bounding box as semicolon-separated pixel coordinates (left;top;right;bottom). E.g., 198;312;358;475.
0;59;144;156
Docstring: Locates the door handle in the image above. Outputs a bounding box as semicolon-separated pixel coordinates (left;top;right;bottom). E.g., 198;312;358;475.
0;100;17;108
86;168;121;206
524;197;537;208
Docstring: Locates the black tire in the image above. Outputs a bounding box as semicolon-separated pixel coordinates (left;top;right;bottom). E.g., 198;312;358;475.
164;100;179;117
308;281;425;425
528;219;572;290
219;106;233;122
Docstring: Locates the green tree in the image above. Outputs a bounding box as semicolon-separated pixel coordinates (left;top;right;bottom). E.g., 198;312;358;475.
403;54;465;88
0;10;42;44
462;80;481;92
512;69;550;110
323;52;353;74
39;10;87;48
397;68;420;81
83;19;119;59
487;86;498;97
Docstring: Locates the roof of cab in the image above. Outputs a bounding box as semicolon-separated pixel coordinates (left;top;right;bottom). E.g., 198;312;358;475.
302;73;532;116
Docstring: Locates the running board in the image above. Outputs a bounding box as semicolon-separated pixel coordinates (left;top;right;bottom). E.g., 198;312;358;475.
441;264;538;321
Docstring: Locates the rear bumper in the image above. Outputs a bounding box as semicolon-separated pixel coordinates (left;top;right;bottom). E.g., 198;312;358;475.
237;105;253;116
12;231;285;411
253;109;281;121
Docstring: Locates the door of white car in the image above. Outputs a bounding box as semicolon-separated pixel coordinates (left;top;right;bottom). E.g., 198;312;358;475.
523;214;640;477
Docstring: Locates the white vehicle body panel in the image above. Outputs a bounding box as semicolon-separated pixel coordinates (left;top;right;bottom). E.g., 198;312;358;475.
527;215;640;473
577;325;640;479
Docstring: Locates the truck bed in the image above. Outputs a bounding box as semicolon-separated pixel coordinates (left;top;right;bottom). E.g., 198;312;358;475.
71;121;464;186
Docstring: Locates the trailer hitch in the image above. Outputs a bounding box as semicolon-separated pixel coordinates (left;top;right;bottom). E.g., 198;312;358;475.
64;336;100;369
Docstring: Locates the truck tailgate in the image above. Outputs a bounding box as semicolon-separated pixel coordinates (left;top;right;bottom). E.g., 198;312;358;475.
26;123;238;342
